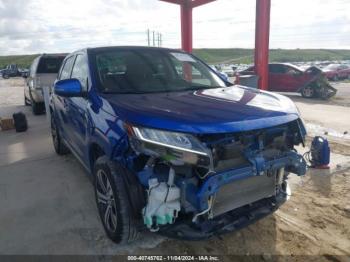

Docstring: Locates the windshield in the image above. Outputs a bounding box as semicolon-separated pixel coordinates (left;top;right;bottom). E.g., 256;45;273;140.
93;49;227;94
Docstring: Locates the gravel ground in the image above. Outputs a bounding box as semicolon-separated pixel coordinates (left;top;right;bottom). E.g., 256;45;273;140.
0;78;349;260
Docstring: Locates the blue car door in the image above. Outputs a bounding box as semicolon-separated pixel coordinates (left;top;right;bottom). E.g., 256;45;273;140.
65;53;90;164
54;55;76;144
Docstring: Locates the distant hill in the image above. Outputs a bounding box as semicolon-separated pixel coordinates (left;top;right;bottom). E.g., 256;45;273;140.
1;49;350;69
194;48;350;64
194;48;254;64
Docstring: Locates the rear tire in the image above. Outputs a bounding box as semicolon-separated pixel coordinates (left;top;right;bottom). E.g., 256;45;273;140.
301;86;315;98
51;114;69;155
93;156;139;244
32;101;44;115
333;75;339;81
2;74;9;79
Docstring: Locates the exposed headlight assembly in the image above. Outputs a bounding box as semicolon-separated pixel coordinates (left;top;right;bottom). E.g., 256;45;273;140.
126;124;212;167
134;127;208;155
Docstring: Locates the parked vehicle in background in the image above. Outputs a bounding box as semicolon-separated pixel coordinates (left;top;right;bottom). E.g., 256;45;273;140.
210;65;229;81
237;63;337;99
322;64;350;81
1;64;21;79
221;66;235;77
25;54;66;115
50;46;307;244
18;68;30;78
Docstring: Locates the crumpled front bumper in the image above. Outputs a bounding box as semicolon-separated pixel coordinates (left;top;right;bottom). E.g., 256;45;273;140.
137;147;306;239
159;191;287;240
193;151;306;211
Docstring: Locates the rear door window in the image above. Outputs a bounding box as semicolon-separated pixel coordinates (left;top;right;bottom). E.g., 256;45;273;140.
37;57;65;74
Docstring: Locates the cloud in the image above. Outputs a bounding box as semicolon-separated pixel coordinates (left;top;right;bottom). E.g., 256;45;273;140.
0;0;30;19
0;0;349;55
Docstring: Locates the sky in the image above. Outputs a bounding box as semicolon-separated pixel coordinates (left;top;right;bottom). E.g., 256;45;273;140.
0;0;350;55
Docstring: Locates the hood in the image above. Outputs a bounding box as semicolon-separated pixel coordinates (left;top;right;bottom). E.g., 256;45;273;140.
102;85;300;134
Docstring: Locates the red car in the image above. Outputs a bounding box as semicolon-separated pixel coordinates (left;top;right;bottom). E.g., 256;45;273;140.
322;64;350;81
237;63;336;99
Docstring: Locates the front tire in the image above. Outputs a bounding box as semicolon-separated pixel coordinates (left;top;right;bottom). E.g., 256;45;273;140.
51;115;69;155
301;86;315;98
93;156;139;244
24;93;30;106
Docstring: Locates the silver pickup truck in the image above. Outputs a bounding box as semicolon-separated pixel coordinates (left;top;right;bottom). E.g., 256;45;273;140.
25;54;66;115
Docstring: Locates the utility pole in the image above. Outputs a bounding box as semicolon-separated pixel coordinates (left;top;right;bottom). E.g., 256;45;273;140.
147;29;150;46
152;31;155;46
148;30;162;47
157;32;160;47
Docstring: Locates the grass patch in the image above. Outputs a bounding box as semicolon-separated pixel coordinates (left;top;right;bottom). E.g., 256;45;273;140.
0;54;38;69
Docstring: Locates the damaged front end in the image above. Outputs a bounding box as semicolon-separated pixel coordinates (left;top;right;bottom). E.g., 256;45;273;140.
124;118;307;238
302;66;337;99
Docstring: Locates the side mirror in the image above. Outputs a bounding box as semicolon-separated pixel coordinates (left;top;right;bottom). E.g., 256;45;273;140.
54;78;82;97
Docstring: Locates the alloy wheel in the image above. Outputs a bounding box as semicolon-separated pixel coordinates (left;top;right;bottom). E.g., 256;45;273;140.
96;170;118;232
302;86;314;98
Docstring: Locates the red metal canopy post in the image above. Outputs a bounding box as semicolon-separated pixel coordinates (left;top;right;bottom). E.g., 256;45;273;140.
254;0;271;90
160;0;216;53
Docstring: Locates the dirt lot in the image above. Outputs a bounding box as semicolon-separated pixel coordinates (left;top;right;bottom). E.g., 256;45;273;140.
0;78;349;260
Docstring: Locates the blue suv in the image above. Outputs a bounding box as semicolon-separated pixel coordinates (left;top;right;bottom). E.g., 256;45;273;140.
50;46;307;243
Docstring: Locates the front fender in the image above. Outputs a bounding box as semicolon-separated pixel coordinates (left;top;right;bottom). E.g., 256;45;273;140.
88;106;129;170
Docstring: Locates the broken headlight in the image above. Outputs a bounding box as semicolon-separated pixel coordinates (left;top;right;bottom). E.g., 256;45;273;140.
126;124;212;167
